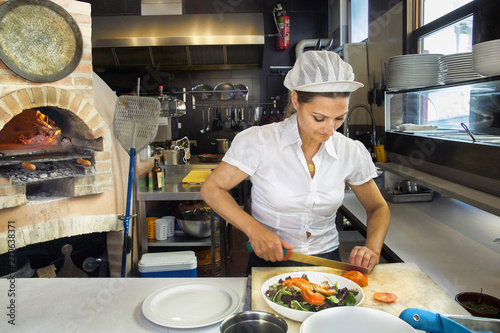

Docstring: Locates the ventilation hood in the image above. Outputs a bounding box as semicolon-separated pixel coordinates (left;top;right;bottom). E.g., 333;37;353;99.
91;13;265;71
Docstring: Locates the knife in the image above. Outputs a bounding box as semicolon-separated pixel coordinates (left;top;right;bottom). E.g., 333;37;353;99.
246;242;369;274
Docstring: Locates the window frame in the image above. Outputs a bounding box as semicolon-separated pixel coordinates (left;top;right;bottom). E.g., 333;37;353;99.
406;0;477;54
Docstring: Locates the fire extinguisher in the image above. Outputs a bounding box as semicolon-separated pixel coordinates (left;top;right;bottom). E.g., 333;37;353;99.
274;3;290;50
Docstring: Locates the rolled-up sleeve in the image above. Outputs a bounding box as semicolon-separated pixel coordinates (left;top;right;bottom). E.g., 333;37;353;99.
346;141;378;185
222;127;263;177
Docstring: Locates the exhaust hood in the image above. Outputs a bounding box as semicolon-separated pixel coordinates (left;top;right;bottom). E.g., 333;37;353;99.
91;13;265;71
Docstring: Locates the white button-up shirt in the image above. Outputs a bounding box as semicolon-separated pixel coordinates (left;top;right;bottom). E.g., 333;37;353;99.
222;113;377;255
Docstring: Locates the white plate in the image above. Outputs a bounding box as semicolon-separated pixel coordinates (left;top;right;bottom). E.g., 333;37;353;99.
300;307;416;333
142;282;240;328
261;271;365;323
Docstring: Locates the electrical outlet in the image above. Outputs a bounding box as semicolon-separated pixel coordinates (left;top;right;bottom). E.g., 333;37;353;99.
178;122;181;129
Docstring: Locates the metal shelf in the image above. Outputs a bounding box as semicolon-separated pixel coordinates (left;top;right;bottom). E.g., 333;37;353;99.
147;232;221;247
137;161;227;276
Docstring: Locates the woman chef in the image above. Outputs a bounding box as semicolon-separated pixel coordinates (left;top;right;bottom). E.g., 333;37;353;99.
201;50;390;274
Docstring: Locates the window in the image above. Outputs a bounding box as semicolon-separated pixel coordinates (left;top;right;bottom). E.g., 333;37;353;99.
349;0;368;43
420;16;473;54
421;0;473;25
412;0;475;55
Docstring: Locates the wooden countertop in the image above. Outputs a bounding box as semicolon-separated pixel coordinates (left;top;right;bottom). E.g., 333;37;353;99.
251;263;470;333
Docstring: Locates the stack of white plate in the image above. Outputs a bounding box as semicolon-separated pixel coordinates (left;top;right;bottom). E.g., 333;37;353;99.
473;39;500;76
387;54;442;90
438;52;482;84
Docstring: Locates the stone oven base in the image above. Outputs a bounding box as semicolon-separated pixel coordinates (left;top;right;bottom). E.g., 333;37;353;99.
0;232;110;278
0;213;122;255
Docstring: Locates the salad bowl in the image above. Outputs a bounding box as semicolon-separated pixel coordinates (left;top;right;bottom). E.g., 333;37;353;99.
261;271;365;322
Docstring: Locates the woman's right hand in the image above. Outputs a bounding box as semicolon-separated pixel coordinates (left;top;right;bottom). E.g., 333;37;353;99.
248;227;294;262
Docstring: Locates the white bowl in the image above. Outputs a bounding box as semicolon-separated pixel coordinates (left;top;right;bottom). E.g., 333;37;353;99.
300;307;416;333
261;271;364;323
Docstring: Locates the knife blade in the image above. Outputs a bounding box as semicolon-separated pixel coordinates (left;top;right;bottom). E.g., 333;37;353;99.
246;242;368;274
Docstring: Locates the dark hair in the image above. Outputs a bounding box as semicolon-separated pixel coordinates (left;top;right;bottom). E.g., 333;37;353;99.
285;91;351;117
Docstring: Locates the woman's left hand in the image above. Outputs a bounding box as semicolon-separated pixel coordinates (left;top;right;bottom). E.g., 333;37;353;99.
349;245;379;273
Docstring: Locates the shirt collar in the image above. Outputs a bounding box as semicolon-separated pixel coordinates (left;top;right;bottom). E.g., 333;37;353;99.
280;113;338;160
280;113;300;149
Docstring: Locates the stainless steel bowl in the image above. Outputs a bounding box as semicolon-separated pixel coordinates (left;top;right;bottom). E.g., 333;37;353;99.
177;207;219;238
214;82;235;100
220;311;288;333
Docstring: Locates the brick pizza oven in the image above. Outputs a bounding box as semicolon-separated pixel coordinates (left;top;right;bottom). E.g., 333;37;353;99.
0;0;125;255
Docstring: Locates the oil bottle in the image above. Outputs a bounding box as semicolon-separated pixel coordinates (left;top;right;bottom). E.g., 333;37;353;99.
150;151;164;191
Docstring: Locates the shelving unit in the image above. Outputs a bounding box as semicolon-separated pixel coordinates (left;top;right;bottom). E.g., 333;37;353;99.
383;75;500;209
137;163;227;276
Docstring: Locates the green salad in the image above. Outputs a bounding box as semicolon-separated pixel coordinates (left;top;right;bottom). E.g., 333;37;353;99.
265;274;359;312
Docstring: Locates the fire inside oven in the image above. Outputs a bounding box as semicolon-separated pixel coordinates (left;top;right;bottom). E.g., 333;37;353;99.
0;107;103;200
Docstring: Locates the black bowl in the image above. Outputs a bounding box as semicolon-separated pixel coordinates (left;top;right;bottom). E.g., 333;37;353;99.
455;292;500;318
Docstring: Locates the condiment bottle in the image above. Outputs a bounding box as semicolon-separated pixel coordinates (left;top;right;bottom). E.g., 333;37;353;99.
151;153;164;191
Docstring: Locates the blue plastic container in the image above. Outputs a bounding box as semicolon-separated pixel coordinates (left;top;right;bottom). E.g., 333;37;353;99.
138;251;197;277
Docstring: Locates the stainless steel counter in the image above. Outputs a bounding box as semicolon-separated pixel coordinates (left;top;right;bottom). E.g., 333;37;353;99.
138;162;218;201
341;190;500;299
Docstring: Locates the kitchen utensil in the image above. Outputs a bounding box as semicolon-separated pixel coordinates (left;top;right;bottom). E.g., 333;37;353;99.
224;107;231;130
175;98;186;117
192;83;213;100
212;107;221;131
301;307;416;333
200;107;206;133
214;82;236;100
220;311;288;333
177;207;220;238
0;0;83;83
230;108;239;131
246;243;369;274
399;308;494;333
142;282;239;328
456;292;500;318
163;149;178;165
233;84;248;100
113;95;160;277
213;138;230;154
261;271;364;322
56;244;88;278
206;107;212;132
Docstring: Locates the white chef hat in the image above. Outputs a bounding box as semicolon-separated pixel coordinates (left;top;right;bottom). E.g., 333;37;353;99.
284;50;363;92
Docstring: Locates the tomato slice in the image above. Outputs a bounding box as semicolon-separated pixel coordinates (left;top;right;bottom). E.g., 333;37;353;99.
373;292;397;303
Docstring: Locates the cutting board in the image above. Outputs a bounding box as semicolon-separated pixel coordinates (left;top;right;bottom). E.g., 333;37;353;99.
252;262;470;333
181;170;211;183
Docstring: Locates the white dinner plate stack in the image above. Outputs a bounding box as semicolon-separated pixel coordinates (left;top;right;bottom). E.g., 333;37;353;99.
438;52;482;84
387;54;442;90
472;39;500;77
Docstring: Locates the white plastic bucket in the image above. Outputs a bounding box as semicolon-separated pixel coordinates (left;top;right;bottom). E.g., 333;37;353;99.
155;219;169;240
161;216;175;237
